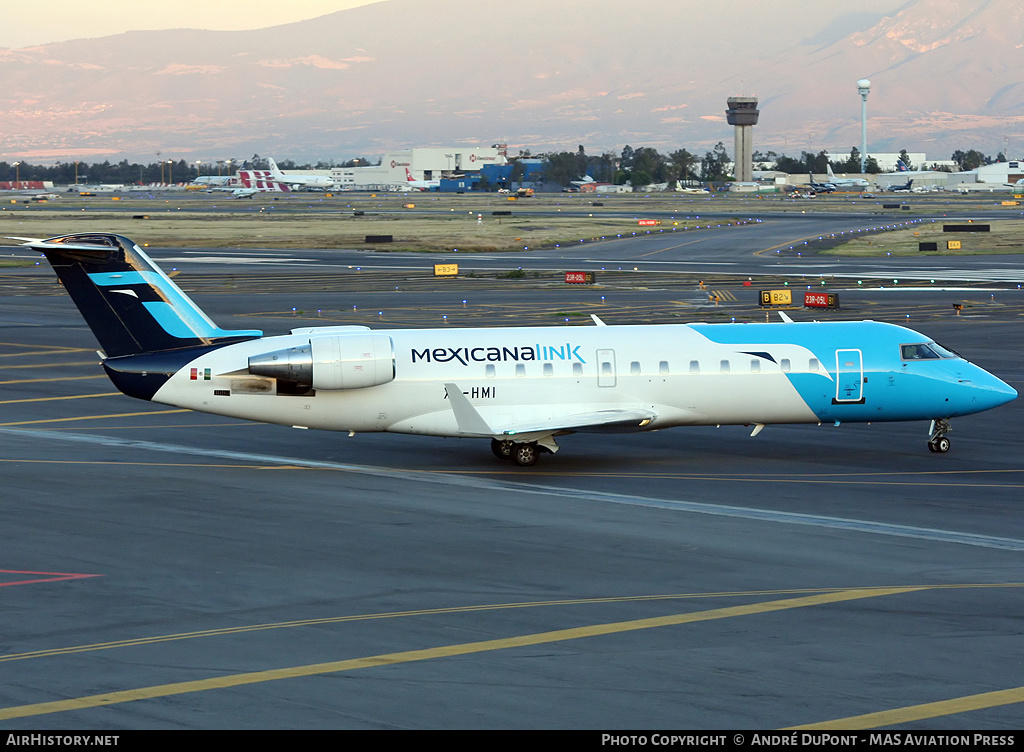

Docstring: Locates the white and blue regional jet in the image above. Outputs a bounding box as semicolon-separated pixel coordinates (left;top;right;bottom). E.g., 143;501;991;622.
17;233;1017;466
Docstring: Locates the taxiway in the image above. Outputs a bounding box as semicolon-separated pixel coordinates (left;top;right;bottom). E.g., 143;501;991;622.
0;207;1021;729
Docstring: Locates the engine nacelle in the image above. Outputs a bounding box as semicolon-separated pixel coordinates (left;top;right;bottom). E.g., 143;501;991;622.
248;334;395;390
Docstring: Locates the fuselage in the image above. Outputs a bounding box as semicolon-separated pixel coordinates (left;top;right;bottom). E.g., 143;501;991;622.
118;320;1015;438
25;231;1016;463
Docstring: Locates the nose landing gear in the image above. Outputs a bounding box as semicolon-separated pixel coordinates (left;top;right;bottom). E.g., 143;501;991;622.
927;419;952;453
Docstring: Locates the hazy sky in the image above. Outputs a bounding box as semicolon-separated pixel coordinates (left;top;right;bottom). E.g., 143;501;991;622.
2;0;385;49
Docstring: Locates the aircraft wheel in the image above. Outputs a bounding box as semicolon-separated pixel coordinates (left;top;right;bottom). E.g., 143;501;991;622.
929;437;950;454
512;442;540;467
491;438;514;460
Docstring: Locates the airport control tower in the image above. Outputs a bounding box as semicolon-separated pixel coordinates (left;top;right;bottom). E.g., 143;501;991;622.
726;97;759;182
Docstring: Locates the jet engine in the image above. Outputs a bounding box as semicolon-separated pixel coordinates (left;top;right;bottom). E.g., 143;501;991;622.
247;334;395;390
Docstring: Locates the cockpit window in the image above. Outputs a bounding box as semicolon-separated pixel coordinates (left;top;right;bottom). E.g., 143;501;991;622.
901;342;956;360
902;343;938;360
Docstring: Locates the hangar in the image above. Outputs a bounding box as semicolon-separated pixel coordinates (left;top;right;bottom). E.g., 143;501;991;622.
280;145;508;191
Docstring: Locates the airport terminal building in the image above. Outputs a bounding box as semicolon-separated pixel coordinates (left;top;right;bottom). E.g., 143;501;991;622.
275;146;508;191
272;146;1019;194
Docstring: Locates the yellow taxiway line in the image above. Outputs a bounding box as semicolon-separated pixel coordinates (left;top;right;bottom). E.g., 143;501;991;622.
790;686;1024;729
0;375;107;385
0;586;920;721
0;409;189;427
0;392;119;405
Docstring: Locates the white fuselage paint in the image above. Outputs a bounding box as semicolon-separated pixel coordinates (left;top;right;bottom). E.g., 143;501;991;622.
153;323;825;437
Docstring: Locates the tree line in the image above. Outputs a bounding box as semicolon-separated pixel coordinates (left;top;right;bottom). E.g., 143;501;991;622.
0;147;1009;186
0;154;376;185
537;145;1011;187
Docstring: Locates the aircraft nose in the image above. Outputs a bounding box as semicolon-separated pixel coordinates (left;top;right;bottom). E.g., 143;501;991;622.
970;368;1017;411
994;379;1018;405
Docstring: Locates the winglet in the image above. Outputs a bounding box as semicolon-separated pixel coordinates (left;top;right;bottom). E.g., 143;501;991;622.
444;383;495;436
778;311;794;323
591;314;607;326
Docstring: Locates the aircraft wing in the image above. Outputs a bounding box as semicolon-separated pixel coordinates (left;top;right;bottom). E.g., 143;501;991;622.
499;408;657;435
444;384;655;436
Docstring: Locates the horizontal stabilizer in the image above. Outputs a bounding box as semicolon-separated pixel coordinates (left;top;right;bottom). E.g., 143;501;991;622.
15;236;138;253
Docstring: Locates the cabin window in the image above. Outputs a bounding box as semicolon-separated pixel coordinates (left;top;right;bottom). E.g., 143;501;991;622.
781;358;791;372
750;360;760;373
630;361;640;375
659;361;669;374
720;360;730;373
601;362;612;375
689;360;700;374
809;358;820;372
515;363;525;377
543;363;553;377
573;362;583;376
485;364;495;378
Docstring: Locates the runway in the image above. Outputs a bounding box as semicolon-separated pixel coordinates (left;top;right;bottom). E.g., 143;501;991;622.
0;213;1022;729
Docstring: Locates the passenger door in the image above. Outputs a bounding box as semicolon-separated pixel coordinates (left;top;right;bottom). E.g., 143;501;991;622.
834;349;864;403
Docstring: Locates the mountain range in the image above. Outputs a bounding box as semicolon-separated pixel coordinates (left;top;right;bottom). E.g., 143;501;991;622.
1;0;1021;164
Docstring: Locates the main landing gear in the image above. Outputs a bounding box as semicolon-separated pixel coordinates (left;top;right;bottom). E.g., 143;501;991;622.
927;419;952;453
491;438;515;460
491;438;545;467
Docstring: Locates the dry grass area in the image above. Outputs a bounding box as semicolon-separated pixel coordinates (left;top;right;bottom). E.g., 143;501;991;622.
4;211;648;252
3;190;1022;257
823;218;1024;256
0;194;738;253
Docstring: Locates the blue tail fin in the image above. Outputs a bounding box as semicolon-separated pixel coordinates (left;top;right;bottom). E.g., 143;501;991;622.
19;233;262;357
